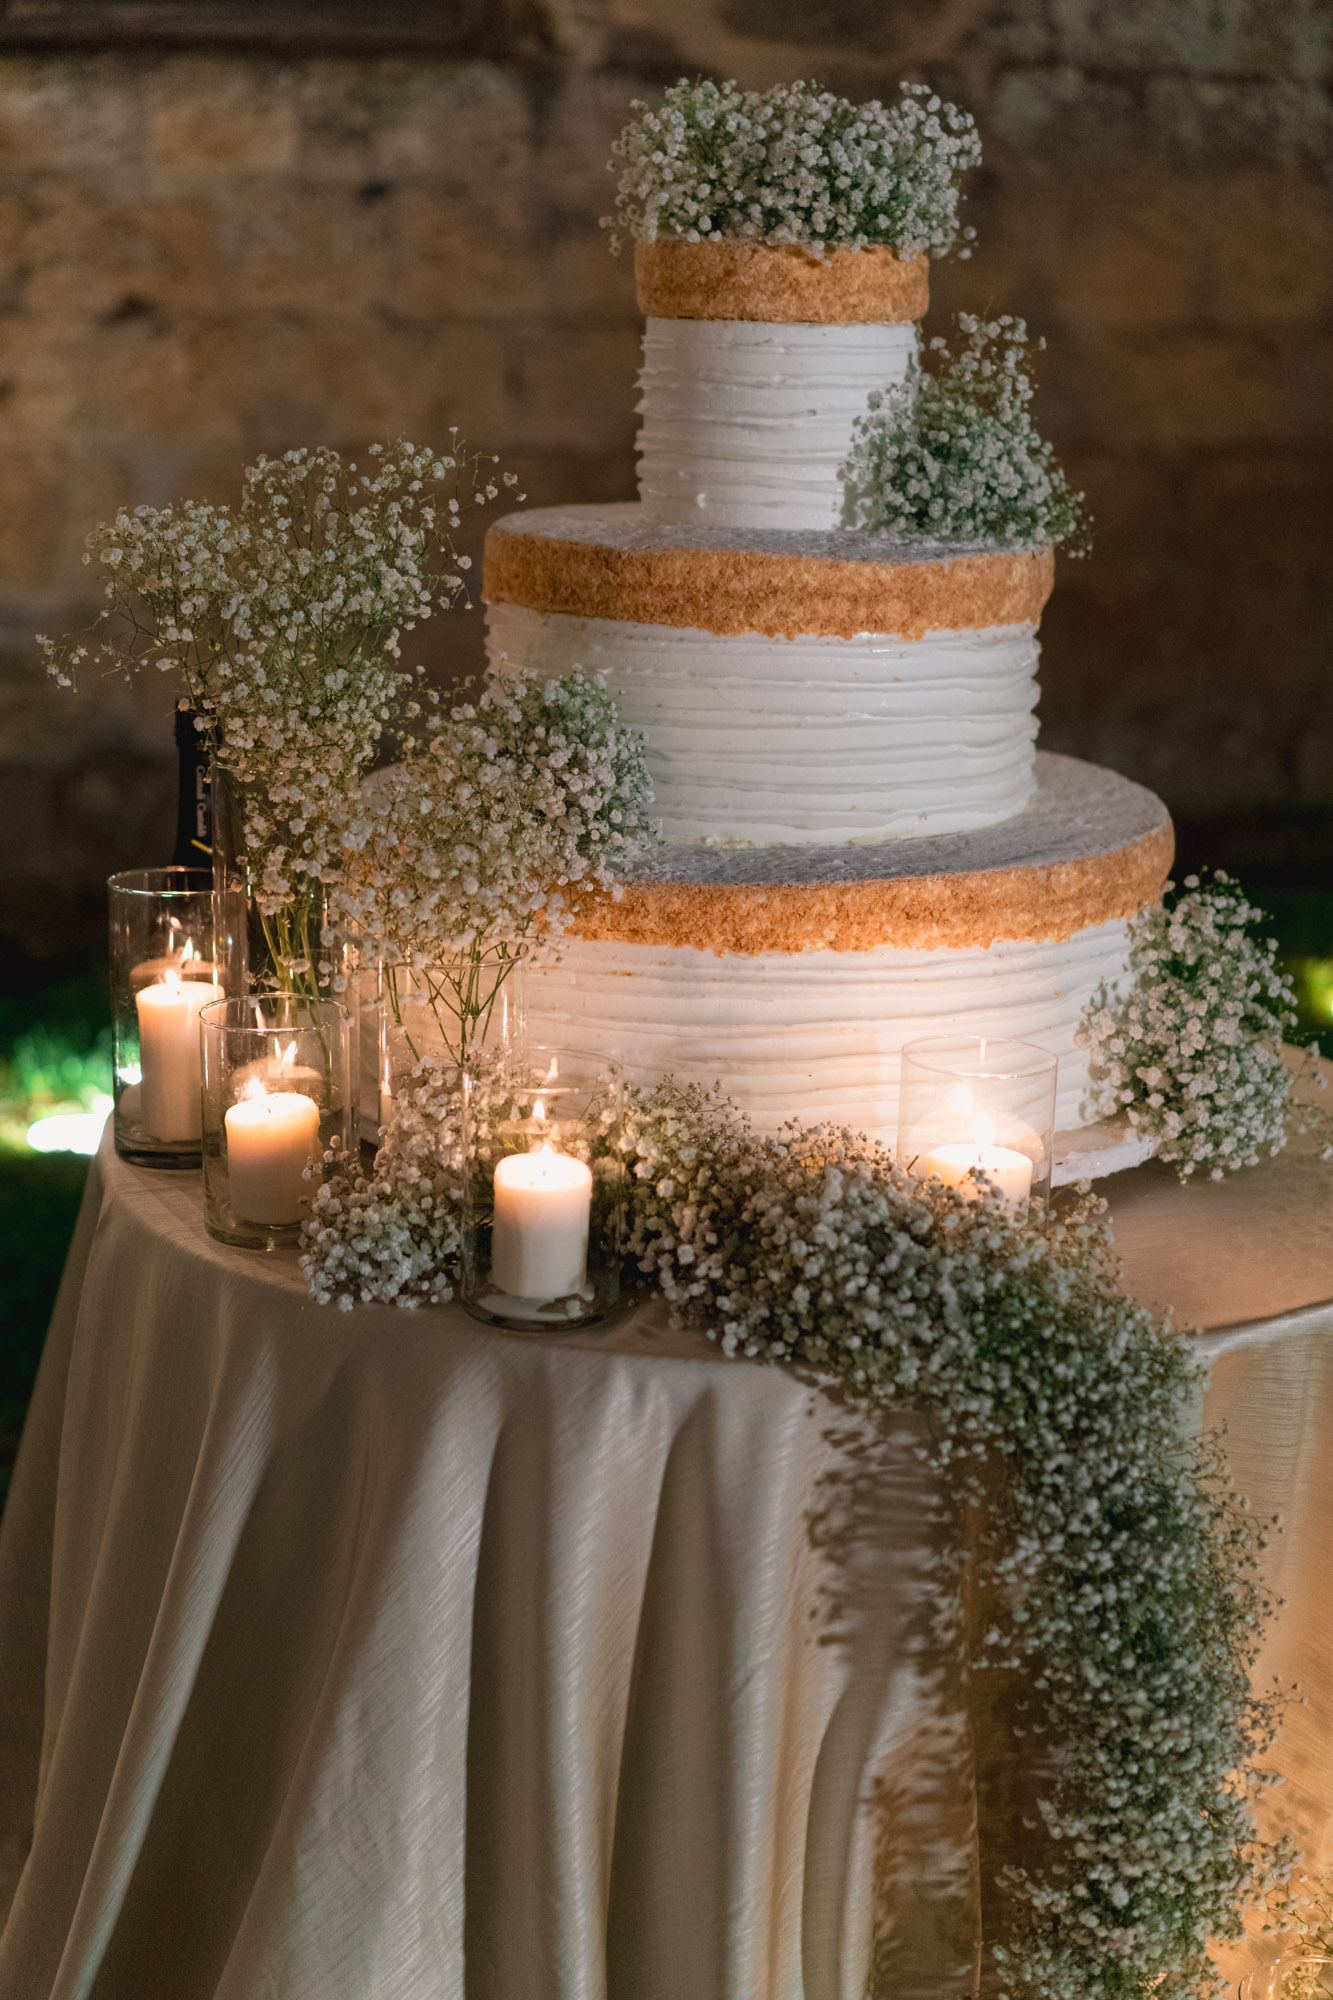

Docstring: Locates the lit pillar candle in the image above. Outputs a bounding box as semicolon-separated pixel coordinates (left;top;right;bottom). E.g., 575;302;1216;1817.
925;1115;1033;1211
224;1090;322;1225
135;972;223;1141
492;1145;592;1299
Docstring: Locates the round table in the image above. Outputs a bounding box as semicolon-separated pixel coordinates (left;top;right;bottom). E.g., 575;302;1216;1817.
1;1126;1331;2000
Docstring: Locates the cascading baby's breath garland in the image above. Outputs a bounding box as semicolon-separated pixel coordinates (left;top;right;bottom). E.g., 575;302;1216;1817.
305;1068;1294;1998
620;1084;1291;2000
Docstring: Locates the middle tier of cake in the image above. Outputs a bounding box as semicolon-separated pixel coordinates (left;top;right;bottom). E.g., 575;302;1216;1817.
485;502;1054;848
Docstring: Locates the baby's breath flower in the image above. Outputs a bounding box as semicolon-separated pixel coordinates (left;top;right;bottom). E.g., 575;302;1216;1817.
304;1059;1291;1993
330;665;657;1061
40;437;507;914
1079;871;1326;1179
604;79;980;257
844;314;1090;551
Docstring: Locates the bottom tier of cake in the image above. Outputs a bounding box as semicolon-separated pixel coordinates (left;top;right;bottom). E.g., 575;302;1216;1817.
524;916;1128;1143
521;751;1174;1160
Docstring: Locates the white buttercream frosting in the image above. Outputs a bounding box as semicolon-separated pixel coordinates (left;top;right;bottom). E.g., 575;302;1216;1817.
525;918;1129;1143
636;317;916;532
487;603;1039;845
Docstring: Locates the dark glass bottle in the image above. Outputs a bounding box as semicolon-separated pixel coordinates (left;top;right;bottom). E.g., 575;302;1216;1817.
172;707;212;866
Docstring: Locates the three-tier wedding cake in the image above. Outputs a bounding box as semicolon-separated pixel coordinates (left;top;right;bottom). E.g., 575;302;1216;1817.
482;99;1173;1169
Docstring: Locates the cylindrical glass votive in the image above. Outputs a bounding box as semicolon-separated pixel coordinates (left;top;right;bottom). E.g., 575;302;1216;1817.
200;996;351;1249
896;1035;1058;1212
460;1046;624;1332
376;957;527;1141
109;866;231;1167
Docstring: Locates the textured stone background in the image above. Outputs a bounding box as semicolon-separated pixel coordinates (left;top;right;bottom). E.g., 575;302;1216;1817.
1;0;1330;962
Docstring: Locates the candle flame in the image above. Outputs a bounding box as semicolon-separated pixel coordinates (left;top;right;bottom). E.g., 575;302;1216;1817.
532;1097;547;1127
239;1077;268;1103
277;1040;297;1076
163;968;182;996
973;1112;996;1152
951;1082;974;1116
179;939;196;970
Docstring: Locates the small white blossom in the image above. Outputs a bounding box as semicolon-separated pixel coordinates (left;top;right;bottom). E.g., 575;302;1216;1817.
604;79;980;258
1079;872;1328;1179
844;315;1089;551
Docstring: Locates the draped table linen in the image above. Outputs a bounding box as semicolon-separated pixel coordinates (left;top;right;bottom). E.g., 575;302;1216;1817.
1;1127;1331;2000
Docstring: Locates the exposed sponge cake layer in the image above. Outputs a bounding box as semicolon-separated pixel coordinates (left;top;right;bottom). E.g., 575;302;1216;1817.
634;240;930;323
485;504;1054;642
569;754;1172;954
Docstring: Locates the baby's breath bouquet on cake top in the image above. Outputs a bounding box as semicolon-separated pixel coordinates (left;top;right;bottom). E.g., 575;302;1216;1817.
604;77;980;255
42;437;518;1000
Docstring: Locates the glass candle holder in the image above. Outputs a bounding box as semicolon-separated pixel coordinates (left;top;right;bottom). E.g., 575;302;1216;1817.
896;1035;1058;1212
376;958;527;1139
200;996;352;1250
109;867;232;1167
460;1045;624;1332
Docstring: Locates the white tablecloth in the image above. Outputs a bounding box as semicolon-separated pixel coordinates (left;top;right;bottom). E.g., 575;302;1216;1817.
1;1128;1331;2000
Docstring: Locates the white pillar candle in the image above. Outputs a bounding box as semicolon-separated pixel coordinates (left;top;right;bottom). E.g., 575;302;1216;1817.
131;953;219;991
925;1138;1033;1210
224;1090;322;1225
135;973;223;1141
492;1146;592;1300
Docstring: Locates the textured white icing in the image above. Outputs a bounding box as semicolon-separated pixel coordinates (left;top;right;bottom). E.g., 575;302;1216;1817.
525;919;1130;1142
488;601;1039;845
636;317;916;532
615;752;1171;886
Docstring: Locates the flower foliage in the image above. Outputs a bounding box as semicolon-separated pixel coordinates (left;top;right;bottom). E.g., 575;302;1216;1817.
40;438;518;910
604;78;980;256
843;314;1089;551
303;1056;463;1310
1079;873;1328;1180
329;666;657;1059
621;1081;1289;2000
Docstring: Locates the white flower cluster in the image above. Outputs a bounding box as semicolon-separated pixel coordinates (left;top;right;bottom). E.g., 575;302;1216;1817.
1080;872;1326;1180
621;1080;1289;2000
330;666;657;1060
604;78;980;256
303;1056;463;1310
41;439;518;911
843;314;1089;551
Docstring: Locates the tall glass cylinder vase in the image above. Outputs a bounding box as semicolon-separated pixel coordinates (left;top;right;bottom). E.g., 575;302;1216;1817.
376;954;527;1138
108;866;235;1167
210;765;346;1003
211;762;360;1120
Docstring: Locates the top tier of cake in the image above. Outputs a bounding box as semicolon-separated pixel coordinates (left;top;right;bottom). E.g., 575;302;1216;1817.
633;241;929;533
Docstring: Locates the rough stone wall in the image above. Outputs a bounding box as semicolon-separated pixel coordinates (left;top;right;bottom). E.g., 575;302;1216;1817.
1;0;1330;959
